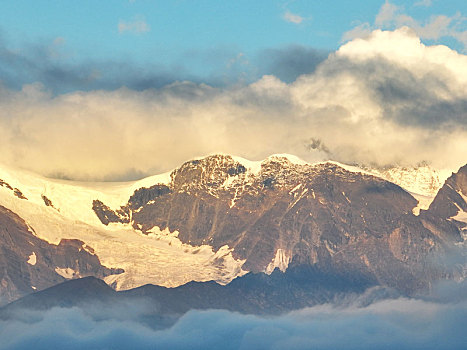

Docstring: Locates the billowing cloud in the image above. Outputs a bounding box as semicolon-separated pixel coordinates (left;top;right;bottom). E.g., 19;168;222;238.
118;16;150;34
283;11;305;24
0;28;466;181
1;294;466;350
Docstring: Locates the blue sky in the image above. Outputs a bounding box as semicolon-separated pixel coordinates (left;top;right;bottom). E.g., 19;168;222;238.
1;0;466;91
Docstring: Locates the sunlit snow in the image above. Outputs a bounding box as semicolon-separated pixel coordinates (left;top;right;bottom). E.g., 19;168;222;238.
27;252;37;266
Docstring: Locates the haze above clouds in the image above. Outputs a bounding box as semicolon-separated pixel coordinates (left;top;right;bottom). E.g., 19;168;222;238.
0;28;466;181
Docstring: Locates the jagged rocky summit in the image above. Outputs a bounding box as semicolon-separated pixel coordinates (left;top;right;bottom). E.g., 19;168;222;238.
94;154;466;293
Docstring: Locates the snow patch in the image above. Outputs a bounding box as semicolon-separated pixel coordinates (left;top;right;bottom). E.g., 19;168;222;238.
452;210;467;224
288;188;308;209
231;156;262;175
27;252;37;266
325;240;336;255
342;191;350;203
289;184;302;194
99;225;247;290
265;249;290;274
449;190;467;223
55;267;78;279
367;165;451;197
451;191;467;223
222;174;238;188
81;244;95;255
318;161;373;175
411;192;435;216
267;154;309;166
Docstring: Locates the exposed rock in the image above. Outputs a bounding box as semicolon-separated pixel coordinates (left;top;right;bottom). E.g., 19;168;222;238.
13;188;27;200
0;205;123;305
128;184;172;210
93;155;464;294
41;195;54;208
0;179;27;200
0;179;13;191
92;199;128;225
425;165;467;222
1;266;378;321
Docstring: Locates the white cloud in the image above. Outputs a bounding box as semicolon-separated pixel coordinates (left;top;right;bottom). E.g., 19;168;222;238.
343;1;467;49
0;29;466;181
414;0;432;7
284;11;304;24
375;1;400;27
341;23;372;42
118;16;150;34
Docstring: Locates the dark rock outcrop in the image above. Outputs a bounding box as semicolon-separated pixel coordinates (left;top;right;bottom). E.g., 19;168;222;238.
0;266;379;325
0;205;123;305
421;165;467;242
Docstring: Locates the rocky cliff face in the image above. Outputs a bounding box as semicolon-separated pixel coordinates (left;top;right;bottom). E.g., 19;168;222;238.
426;165;467;222
94;155;465;293
418;165;467;276
0;205;123;305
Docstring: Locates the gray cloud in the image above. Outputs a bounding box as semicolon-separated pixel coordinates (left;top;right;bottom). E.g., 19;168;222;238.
0;36;191;94
317;54;467;129
1;293;466;350
257;45;329;83
0;29;331;95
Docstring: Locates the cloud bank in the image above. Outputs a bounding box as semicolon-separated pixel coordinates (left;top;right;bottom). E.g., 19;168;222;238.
0;28;466;181
1;296;465;350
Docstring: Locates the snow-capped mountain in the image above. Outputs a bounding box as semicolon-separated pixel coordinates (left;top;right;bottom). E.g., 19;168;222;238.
0;161;247;304
363;164;451;198
0;154;465;304
361;163;453;215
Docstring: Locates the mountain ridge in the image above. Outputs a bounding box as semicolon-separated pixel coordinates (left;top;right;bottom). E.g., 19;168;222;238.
0;154;465;304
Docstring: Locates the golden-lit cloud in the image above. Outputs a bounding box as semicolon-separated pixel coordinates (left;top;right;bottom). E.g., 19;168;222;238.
0;28;466;181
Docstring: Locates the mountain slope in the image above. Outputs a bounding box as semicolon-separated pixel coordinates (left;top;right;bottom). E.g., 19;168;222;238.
0;205;121;305
0;165;247;294
0;154;464;303
0;266;380;322
95;154;463;293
